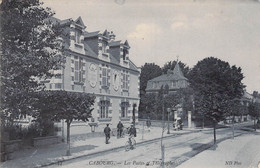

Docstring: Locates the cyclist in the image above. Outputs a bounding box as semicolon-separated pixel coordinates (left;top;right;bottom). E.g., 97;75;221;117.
128;124;136;149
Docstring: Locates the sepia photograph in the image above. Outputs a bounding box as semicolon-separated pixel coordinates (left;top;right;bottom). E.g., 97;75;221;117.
0;0;260;167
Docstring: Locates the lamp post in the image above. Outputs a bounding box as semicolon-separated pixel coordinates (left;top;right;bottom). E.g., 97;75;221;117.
167;108;171;134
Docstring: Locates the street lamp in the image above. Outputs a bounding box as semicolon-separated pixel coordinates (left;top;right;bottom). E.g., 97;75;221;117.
167;108;171;134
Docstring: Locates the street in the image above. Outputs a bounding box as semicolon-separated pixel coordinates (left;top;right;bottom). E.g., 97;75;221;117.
48;123;256;168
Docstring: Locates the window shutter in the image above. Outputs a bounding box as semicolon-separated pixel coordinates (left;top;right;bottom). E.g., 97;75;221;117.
107;69;111;87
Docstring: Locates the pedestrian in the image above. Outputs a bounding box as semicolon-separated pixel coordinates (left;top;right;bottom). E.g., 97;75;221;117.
117;121;124;138
104;124;111;144
179;120;183;130
146;117;151;132
128;124;136;137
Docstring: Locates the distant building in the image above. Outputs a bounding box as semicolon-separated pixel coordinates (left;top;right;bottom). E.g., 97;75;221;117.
146;62;188;94
40;16;140;126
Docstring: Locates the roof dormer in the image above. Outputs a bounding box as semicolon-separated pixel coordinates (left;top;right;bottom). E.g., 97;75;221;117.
69;16;86;54
75;16;86;29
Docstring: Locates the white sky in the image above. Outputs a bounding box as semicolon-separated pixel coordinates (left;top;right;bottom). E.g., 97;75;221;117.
43;0;260;93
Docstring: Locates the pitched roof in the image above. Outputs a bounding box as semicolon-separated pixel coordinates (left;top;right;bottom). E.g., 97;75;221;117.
149;62;187;82
109;40;121;47
173;62;184;77
75;16;86;28
60;18;73;25
129;60;139;71
47;17;61;23
84;43;98;58
124;40;130;48
103;30;110;38
84;31;100;38
242;91;253;100
110;54;120;64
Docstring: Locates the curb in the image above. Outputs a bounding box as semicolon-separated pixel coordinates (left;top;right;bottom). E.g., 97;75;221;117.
39;129;202;167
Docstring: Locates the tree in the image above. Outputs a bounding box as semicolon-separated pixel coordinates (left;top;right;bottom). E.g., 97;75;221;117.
139;63;162;117
140;63;162;94
227;98;241;139
139;93;158;119
162;61;190;77
189;57;244;144
34;90;95;156
248;102;260;131
175;87;194;120
0;0;64;125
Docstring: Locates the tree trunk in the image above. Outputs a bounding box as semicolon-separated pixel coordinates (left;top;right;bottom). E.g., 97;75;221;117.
254;117;256;131
66;120;71;156
213;121;216;144
232;114;235;139
202;117;204;129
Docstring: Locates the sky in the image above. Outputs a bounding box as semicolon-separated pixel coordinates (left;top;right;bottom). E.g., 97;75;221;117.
43;0;260;93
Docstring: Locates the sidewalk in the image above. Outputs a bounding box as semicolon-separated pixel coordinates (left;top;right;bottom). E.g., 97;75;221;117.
177;133;260;168
0;125;200;168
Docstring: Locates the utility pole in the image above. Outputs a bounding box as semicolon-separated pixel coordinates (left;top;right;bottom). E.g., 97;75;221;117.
142;120;144;140
160;84;169;167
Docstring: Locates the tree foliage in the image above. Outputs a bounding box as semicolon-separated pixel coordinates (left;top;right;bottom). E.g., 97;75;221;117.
33;91;96;124
140;63;162;94
141;91;181;120
0;0;64;123
248;101;260;130
248;102;260;119
189;57;244;122
139;63;162;117
189;57;244;143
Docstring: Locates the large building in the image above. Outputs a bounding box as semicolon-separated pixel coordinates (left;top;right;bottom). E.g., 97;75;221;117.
146;62;188;94
41;16;140;126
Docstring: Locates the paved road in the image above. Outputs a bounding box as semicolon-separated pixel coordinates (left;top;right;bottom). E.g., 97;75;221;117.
48;124;253;168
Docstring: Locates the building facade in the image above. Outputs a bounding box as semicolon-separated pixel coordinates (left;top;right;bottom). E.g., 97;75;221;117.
146;62;188;94
41;16;140;126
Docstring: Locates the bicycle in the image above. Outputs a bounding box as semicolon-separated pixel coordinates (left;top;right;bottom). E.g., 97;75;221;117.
125;135;136;151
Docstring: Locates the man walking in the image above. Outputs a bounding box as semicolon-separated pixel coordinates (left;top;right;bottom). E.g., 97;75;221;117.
117;121;124;138
104;124;111;144
146;117;151;132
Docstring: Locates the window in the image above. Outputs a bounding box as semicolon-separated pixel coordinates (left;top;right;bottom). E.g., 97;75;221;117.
123;49;128;60
100;100;109;118
49;84;52;89
172;81;177;87
75;30;80;43
102;66;109;87
55;83;62;89
74;57;84;82
121;102;129;118
102;41;108;53
72;85;74;90
153;82;158;88
122;71;129;90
